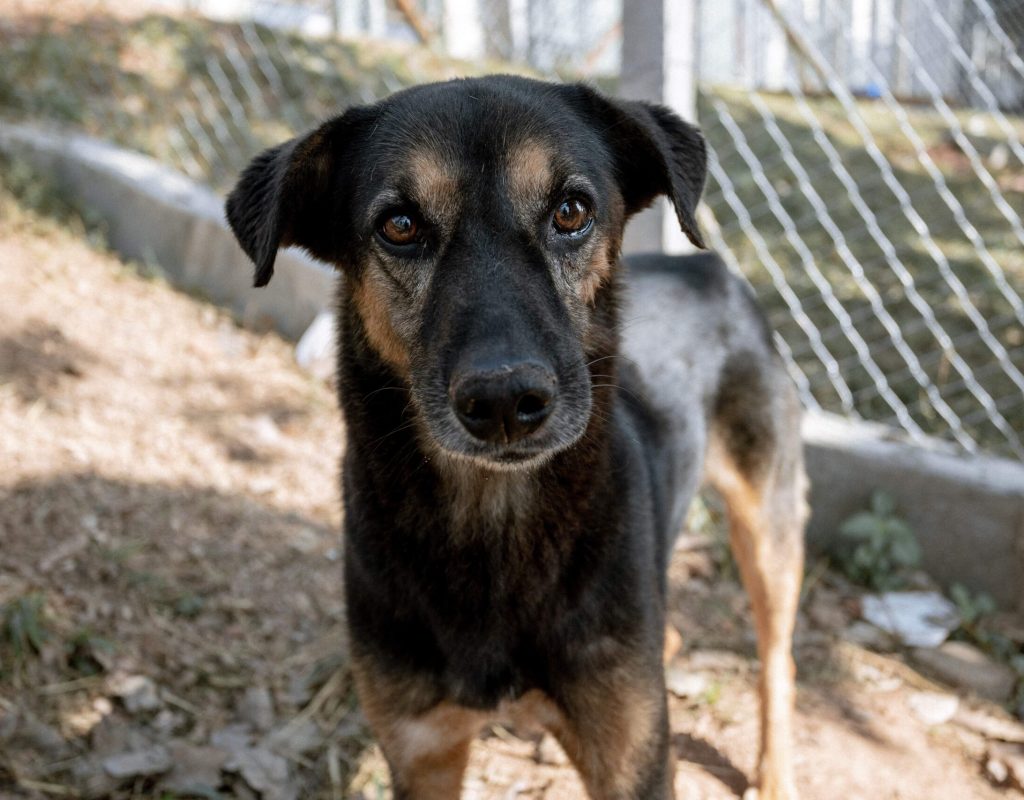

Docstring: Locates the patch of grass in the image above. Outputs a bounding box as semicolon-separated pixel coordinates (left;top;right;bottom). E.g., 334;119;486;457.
65;628;114;675
831;490;921;590
0;12;524;191
0;150;106;243
0;593;50;673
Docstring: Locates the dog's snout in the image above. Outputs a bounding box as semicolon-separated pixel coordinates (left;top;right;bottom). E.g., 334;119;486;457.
451;363;557;444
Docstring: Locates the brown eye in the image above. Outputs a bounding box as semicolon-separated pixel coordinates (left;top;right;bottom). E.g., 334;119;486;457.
553;198;593;235
380;213;420;246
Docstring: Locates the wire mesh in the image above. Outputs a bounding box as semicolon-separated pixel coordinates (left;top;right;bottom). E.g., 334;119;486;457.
1;0;1021;458
697;0;1024;459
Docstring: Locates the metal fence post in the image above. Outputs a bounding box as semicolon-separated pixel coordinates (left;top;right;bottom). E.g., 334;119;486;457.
620;0;699;255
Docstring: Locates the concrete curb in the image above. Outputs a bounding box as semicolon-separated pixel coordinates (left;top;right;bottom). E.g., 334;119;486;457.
3;122;1022;608
0;122;334;340
803;414;1024;609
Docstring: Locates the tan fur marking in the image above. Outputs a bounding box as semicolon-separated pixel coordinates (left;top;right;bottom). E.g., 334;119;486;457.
388;704;479;799
409;149;460;225
663;624;683;665
706;432;804;800
352;274;410;374
553;666;669;799
355;659;575;798
353;661;478;800
506;140;554;203
436;453;536;533
497;689;566;734
579;246;614;306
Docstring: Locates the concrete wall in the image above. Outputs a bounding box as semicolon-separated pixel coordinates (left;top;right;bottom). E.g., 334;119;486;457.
3;121;1023;609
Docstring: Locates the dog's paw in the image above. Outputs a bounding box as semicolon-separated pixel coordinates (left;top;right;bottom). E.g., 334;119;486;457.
743;782;799;800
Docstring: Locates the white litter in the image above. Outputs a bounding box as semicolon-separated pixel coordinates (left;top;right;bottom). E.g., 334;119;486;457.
294;310;335;380
860;591;960;648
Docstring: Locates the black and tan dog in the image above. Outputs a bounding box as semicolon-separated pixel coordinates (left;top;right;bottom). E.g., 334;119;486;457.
225;76;806;800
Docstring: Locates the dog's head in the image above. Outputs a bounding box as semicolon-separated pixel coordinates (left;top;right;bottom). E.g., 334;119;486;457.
226;76;706;470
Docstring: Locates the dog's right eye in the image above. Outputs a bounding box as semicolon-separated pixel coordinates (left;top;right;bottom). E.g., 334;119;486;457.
552;197;593;236
378;212;423;248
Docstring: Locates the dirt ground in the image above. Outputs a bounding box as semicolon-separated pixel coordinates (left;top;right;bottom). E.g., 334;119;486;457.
1;174;1023;800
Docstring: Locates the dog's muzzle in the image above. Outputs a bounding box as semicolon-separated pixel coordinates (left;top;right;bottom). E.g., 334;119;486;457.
449;362;557;445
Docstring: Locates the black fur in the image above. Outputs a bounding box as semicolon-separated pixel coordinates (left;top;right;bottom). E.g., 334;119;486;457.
227;75;718;797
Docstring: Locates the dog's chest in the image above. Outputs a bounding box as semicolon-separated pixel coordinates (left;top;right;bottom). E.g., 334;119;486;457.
437;459;538;534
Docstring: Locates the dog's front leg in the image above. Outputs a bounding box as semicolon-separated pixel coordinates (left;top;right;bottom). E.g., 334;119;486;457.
351;660;479;800
551;660;675;800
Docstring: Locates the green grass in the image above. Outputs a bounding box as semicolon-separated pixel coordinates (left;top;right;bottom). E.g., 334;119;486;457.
1;11;1021;455
0;12;520;189
0;593;49;675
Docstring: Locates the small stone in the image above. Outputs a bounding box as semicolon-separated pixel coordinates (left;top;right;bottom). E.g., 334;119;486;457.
238;687;275;733
7;710;70;759
850;660;902;692
912;641;1017;702
535;734;568;766
907;691;959;726
687;649;747;673
843;621;894;650
287;527;320;554
988;742;1024;790
152;709;184;735
71;756;121;800
108;673;161;713
232;781;260;800
103;745;173;778
665;666;710;699
225;746;295;800
157;741;228;796
954;707;1024;743
808;587;848;632
265;718;322;757
246;414;283;446
987;757;1009;785
90;714;149;756
212;723;254;754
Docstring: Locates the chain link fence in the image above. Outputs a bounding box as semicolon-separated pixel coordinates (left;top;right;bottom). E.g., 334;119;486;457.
695;0;1024;459
1;0;1022;458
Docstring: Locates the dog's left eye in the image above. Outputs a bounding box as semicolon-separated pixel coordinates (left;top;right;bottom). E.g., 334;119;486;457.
378;212;423;247
552;198;593;236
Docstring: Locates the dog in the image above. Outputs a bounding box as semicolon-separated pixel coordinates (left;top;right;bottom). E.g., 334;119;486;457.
225;75;807;800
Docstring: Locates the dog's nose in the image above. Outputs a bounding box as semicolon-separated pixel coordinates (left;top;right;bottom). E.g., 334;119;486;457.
450;363;557;444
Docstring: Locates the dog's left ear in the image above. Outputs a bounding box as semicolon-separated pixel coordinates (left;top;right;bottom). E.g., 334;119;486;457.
225;110;365;287
564;85;708;248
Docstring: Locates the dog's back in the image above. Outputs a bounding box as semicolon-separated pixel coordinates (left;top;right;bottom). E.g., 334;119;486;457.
622;252;789;537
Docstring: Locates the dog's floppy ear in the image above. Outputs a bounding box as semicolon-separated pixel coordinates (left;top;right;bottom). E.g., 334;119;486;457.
566;85;708;248
225;112;361;287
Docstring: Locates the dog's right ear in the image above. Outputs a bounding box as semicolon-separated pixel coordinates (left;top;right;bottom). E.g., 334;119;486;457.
559;84;707;249
225;111;364;287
